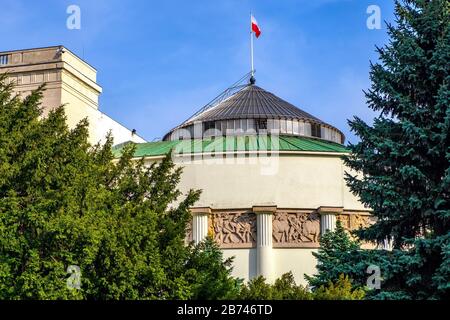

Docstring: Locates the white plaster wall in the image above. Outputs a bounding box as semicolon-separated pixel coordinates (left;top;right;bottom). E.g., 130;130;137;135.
222;249;257;281
172;153;366;211
222;248;317;285
61;50;98;83
61;85;145;145
272;248;318;286
92;111;146;145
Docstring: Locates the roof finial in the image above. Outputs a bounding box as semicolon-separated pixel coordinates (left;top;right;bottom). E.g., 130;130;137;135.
249;75;256;85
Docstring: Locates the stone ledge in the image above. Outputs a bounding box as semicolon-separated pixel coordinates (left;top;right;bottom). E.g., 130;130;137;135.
190;207;212;215
317;206;344;215
252;205;277;214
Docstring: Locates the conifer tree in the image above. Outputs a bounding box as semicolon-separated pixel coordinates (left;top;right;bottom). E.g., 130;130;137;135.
343;0;449;299
306;221;365;289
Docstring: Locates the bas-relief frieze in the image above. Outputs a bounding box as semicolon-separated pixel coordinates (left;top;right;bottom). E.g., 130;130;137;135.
337;213;376;232
272;211;320;248
212;211;256;248
337;213;377;248
201;208;375;249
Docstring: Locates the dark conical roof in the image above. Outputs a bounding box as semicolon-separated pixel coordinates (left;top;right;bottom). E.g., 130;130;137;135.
163;83;344;143
186;85;323;124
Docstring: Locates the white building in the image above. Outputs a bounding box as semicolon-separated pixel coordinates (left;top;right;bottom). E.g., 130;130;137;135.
118;77;374;285
0;46;146;145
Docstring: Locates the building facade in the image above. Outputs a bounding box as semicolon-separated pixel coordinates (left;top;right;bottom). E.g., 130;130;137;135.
116;80;375;285
0;46;145;145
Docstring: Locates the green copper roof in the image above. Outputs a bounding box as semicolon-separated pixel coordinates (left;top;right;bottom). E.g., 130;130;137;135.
113;135;349;158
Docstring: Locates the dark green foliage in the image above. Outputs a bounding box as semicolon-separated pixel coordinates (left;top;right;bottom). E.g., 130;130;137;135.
270;272;313;300
0;76;238;299
342;0;450;299
306;221;393;298
238;272;312;300
184;237;241;300
238;271;364;300
306;221;369;289
238;276;271;300
313;274;366;300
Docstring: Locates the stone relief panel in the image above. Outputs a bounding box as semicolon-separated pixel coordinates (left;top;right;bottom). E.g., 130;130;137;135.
272;211;320;248
337;213;376;232
337;213;377;249
212;211;256;248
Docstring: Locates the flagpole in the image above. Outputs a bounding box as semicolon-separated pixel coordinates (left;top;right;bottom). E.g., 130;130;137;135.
250;13;254;78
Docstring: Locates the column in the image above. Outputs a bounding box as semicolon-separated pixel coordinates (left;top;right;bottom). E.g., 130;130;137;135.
191;207;211;245
253;206;277;283
318;206;343;234
382;237;393;251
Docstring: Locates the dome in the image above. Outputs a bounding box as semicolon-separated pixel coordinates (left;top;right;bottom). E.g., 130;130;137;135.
163;83;345;144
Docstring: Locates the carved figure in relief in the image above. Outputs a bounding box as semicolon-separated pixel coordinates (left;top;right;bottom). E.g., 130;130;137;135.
213;212;256;245
301;213;320;243
337;214;350;230
273;213;290;242
288;215;302;241
273;212;320;244
222;217;238;244
350;214;375;230
337;214;376;238
238;219;253;243
213;216;224;243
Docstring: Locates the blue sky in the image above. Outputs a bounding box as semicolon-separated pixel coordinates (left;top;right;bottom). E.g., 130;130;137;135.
0;0;395;143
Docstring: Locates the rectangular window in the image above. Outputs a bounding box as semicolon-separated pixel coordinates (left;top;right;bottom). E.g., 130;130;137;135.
322;127;330;140
280;119;287;133
203;121;216;137
286;119;293;134
255;119;267;132
203;121;215;131
234;119;240;131
304;122;311;136
311;124;322;138
272;119;280;132
240;119;247;132
299;121;305;135
0;55;8;65
293;120;299;135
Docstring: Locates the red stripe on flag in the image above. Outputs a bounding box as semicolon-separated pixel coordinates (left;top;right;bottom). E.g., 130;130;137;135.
252;22;261;38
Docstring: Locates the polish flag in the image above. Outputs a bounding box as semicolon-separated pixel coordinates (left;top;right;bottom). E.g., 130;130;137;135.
251;15;261;38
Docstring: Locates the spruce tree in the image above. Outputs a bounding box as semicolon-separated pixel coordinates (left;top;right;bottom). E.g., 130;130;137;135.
306;221;366;289
344;0;449;299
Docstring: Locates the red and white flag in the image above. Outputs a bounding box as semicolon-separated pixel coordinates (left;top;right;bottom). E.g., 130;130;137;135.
251;15;261;38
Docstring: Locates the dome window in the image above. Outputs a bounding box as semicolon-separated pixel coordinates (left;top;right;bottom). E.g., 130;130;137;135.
255;119;267;132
